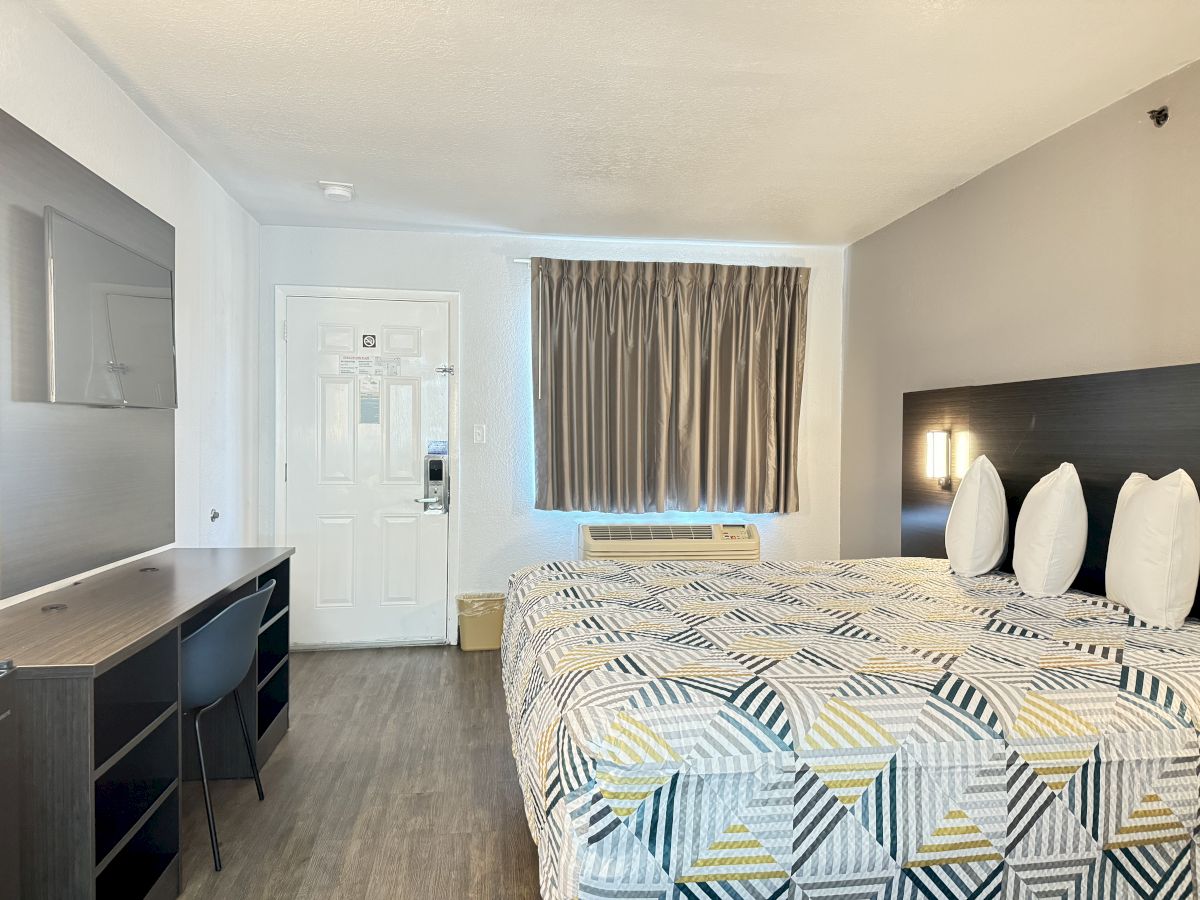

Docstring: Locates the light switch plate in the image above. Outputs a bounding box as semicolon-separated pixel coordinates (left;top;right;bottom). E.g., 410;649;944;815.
473;424;486;444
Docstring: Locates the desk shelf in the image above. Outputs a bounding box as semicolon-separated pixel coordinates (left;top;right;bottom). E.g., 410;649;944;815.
260;559;289;624
94;703;177;779
257;657;288;739
95;711;179;866
94;632;178;770
257;611;289;686
91;628;181;898
259;605;288;636
256;561;291;758
94;787;179;900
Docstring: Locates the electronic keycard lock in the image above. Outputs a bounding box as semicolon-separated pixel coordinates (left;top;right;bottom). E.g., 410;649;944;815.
417;454;449;513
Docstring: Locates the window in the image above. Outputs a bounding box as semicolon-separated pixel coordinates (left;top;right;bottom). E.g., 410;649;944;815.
531;258;810;513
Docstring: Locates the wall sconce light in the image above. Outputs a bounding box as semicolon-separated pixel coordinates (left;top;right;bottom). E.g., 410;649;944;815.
926;430;951;490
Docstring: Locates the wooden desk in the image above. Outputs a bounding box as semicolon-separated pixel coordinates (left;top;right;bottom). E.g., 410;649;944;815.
0;547;294;900
0;661;17;900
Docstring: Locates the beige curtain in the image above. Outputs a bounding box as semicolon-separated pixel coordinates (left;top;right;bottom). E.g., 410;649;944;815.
532;258;810;513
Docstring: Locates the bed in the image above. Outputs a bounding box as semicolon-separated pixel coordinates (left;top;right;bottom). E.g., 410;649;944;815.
502;556;1200;900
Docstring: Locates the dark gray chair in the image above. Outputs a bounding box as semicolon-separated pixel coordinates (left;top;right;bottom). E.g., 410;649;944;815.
182;580;274;871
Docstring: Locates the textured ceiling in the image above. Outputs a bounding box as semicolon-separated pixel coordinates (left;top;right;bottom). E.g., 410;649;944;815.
32;0;1200;243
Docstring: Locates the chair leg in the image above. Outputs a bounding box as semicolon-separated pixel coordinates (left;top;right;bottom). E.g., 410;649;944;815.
232;689;265;802
194;707;222;872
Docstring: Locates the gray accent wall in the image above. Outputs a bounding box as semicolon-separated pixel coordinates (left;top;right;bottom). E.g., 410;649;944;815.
0;108;173;597
841;61;1200;559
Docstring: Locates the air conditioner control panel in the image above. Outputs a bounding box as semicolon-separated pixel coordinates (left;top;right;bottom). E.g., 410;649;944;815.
718;525;756;540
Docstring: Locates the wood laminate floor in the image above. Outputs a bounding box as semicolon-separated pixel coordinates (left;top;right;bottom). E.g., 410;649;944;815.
179;647;540;899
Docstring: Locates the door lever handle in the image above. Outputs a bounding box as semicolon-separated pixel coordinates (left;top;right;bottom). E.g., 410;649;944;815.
415;497;441;504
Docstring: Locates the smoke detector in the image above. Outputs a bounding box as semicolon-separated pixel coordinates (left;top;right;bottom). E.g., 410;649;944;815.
318;180;355;202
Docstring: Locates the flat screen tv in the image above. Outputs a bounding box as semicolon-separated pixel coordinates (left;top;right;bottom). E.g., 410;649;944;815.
45;207;177;409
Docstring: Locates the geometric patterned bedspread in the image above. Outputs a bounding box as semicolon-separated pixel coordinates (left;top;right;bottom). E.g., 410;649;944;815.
501;557;1200;900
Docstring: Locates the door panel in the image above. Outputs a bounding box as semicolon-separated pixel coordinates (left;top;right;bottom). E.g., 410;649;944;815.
382;515;419;606
383;377;421;483
285;296;450;645
318;376;356;483
315;515;355;608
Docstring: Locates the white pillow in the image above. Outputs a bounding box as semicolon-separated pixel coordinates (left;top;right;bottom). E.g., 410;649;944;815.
945;455;1008;576
1013;463;1088;597
1106;470;1200;629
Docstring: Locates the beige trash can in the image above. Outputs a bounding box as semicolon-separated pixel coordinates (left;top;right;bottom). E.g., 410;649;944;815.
457;593;505;651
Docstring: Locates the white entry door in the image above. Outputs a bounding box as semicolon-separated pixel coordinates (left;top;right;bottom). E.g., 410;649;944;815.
284;294;451;646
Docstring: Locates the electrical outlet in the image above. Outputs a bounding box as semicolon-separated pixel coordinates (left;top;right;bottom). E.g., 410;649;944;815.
473;424;487;444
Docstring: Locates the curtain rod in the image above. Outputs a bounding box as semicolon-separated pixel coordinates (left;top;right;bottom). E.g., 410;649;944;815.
512;258;531;265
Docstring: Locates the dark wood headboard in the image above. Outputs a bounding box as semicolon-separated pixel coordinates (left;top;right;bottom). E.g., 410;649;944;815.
901;363;1200;609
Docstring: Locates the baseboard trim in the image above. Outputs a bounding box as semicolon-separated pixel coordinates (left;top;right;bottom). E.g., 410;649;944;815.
290;639;448;651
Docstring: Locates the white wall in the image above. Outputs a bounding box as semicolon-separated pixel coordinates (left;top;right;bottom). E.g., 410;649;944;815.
841;61;1200;558
0;1;261;549
259;227;844;592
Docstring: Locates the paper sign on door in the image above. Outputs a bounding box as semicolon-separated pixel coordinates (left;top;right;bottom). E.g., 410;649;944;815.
359;375;380;424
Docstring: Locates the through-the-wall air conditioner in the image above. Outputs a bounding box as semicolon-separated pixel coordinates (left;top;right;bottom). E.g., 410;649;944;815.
579;524;760;562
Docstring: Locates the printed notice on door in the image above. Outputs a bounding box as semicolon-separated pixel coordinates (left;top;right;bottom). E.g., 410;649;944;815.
339;355;384;376
359;375;380;424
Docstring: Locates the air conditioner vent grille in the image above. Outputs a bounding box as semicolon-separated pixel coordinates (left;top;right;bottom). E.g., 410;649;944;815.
579;523;760;562
587;525;715;542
